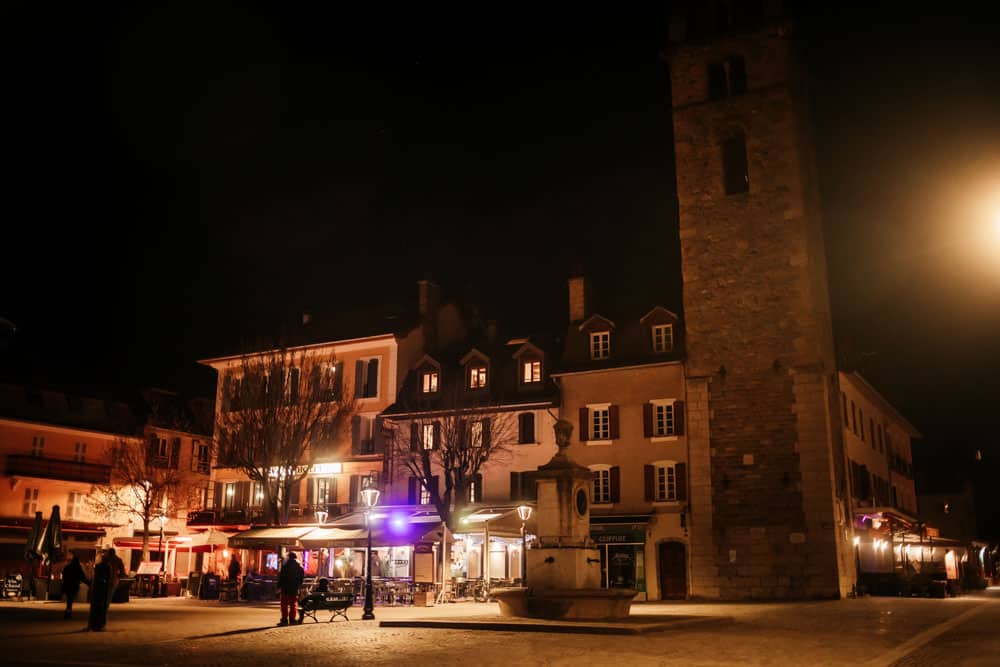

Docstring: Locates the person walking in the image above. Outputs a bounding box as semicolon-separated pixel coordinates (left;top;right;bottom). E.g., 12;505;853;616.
276;552;304;626
104;548;125;612
61;555;89;620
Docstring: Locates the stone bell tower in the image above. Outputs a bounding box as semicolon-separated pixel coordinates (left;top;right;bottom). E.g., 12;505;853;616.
668;6;854;599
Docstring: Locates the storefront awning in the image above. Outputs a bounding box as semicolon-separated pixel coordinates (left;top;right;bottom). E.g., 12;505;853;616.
227;526;316;550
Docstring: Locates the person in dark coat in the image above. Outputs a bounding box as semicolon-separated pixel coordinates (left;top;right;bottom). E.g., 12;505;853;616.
276;552;305;626
228;554;241;582
61;555;89;619
104;548;125;613
297;577;330;623
87;552;112;631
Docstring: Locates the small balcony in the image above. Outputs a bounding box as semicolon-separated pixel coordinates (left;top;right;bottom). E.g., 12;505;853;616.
6;453;112;484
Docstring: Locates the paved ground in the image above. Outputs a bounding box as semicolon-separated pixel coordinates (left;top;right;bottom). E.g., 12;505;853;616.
0;588;996;666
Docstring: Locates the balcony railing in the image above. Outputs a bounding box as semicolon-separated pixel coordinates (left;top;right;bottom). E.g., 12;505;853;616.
6;453;111;484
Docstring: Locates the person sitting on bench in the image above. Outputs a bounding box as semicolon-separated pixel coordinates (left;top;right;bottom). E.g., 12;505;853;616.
297;577;330;624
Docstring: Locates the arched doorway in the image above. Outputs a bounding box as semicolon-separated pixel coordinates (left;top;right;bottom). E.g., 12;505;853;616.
658;541;687;600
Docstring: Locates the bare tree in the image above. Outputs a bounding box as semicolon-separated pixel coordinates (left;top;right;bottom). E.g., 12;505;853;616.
387;384;518;531
88;436;199;562
214;346;353;526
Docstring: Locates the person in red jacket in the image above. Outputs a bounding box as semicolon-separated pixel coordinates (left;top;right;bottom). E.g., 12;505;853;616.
276;552;304;626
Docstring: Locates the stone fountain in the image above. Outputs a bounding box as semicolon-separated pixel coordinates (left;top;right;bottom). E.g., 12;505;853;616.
492;419;637;619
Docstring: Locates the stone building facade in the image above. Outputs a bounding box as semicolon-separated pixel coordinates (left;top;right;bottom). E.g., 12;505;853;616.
669;14;854;598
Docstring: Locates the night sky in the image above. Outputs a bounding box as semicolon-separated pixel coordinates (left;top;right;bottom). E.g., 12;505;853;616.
4;4;999;535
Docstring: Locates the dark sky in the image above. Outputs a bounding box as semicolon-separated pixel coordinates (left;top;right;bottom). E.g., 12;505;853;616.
4;4;999;534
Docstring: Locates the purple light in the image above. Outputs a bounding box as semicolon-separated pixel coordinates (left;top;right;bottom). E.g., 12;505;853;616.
390;512;408;534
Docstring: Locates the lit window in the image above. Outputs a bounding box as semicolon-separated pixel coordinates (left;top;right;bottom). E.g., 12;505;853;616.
592;468;611;504
590;332;610;359
67;492;83;518
31;436;45;457
251;482;264;506
420;485;431;505
74;441;87;463
422;424;435;450
469;366;488;389
653;403;676;436
471;420;483;447
421;371;439;393
316;478;331;505
22;487;39;515
652;325;673;353
591;408;610;441
522;360;541;383
654;463;677;502
469;481;477;503
223;483;236;509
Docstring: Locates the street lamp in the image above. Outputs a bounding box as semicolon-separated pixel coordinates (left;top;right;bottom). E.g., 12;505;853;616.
315;509;328;578
360;486;380;620
157;514;166;597
517;505;532;586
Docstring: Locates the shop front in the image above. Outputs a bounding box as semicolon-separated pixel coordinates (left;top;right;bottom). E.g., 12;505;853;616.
590;521;647;599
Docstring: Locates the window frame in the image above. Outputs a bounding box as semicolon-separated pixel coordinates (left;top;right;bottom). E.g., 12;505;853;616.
421;423;435;450
590;465;612;505
652;324;674;353
522;360;542;384
468;365;488;389
587;404;611;443
23;487;39;515
589;331;610;360
421;370;439;394
651;460;678;503
650;399;678;440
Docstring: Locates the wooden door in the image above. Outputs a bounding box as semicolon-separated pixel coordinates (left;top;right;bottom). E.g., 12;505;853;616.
658;542;687;600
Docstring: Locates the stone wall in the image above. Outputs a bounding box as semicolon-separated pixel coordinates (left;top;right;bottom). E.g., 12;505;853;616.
671;24;851;599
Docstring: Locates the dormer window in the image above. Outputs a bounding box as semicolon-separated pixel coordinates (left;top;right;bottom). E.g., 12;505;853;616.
469;366;488;389
652;324;674;353
421;371;439;394
522;360;541;384
590;332;610;360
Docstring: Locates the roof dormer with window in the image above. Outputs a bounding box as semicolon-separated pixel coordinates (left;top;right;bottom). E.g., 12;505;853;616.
579;315;615;361
512;341;545;390
460;349;490;391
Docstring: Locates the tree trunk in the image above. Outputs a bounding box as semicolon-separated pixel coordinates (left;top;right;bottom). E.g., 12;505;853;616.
141;518;150;562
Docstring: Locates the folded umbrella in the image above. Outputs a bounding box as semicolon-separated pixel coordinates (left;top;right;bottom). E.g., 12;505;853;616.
24;511;43;562
37;505;63;565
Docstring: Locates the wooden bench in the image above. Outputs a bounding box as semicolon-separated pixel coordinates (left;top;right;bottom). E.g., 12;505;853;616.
298;592;353;623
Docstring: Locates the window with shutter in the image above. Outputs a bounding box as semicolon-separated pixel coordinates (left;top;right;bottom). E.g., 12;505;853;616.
365;358;379;398
609;405;620;440
590;466;612;504
510;472;522;501
518;413;535;444
609;466;621;503
651;461;678;501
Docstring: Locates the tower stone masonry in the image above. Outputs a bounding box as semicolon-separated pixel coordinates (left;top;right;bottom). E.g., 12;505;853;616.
669;16;855;599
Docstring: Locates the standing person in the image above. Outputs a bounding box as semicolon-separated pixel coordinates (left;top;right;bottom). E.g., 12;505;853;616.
104;548;125;612
61;554;89;620
87;552;112;631
276;552;304;626
228;554;241;582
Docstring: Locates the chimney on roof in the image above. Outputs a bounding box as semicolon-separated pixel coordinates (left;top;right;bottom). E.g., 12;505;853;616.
418;278;440;318
568;274;588;323
418;277;441;350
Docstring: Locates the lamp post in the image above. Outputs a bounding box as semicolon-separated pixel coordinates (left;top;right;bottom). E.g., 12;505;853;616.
315;509;328;577
360;486;380;620
157;514;166;596
517;505;532;586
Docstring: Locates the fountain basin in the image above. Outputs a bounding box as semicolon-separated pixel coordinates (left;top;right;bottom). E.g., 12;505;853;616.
492;587;637;620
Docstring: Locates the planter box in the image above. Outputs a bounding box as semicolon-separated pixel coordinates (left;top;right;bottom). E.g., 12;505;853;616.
412;591;435;607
